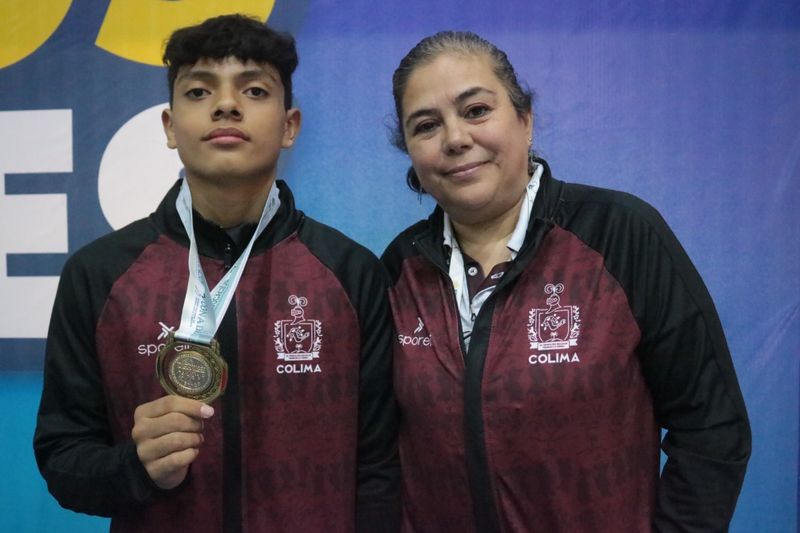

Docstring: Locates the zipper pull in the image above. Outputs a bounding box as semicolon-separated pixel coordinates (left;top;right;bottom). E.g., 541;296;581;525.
223;242;233;270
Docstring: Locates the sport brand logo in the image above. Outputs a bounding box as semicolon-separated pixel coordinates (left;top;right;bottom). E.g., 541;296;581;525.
137;321;176;357
398;317;433;347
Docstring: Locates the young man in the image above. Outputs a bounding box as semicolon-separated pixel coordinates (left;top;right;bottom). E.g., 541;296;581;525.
34;15;398;532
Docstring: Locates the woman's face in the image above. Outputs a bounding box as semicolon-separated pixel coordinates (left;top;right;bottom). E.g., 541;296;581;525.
401;52;532;225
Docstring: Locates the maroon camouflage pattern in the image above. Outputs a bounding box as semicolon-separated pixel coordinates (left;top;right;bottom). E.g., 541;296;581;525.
96;233;360;532
390;225;659;533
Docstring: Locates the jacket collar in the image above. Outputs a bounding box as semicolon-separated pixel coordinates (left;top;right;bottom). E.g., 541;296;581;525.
153;178;303;260
412;156;561;268
530;156;563;224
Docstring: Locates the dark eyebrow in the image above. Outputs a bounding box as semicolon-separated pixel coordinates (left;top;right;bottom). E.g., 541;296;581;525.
238;68;279;84
175;69;217;85
404;86;497;129
176;67;279;85
456;86;496;104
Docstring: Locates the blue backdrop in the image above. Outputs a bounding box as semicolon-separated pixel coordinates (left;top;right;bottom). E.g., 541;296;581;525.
0;1;797;531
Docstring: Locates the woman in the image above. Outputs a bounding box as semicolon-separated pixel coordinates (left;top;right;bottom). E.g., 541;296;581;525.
382;31;750;532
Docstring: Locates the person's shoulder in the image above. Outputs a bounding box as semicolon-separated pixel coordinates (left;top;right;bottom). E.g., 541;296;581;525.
550;180;687;266
62;217;160;277
297;215;382;270
557;181;670;234
294;216;393;303
562;181;657;212
382;218;430;259
380;218;434;283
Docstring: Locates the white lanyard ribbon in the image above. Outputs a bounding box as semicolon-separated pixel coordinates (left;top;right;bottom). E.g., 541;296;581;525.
174;179;280;344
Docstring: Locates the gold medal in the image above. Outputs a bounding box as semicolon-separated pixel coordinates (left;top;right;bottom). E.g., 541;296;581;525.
156;332;227;403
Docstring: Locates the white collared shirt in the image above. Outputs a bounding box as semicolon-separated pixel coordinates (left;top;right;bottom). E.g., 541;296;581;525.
443;162;543;350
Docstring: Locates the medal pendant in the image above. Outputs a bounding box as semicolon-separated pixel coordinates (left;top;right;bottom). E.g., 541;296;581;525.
156;332;227;403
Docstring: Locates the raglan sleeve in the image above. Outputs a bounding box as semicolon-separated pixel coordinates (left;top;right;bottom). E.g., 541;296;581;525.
631;207;751;532
33;253;162;517
353;253;401;533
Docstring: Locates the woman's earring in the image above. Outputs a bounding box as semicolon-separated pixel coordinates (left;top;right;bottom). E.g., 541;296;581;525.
407;166;425;204
528;149;535;176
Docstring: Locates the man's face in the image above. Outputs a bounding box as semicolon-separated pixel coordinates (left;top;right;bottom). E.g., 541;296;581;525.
162;57;300;189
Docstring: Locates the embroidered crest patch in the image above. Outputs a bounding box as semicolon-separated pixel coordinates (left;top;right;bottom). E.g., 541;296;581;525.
528;283;581;351
274;295;323;361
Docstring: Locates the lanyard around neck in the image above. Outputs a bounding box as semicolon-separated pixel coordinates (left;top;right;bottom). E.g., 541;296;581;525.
174;179;281;344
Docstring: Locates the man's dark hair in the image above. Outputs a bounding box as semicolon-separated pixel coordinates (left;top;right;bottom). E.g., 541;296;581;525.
163;14;298;109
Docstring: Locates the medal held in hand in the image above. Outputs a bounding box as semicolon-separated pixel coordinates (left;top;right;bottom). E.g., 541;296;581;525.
156;179;280;402
156;333;227;402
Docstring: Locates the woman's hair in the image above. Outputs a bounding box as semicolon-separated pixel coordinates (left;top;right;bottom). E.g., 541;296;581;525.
390;31;534;192
163;14;298;109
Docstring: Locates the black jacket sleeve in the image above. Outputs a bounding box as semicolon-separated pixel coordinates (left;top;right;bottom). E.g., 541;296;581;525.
299;219;401;533
33;250;161;516
353;261;402;533
625;201;751;532
565;185;750;531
